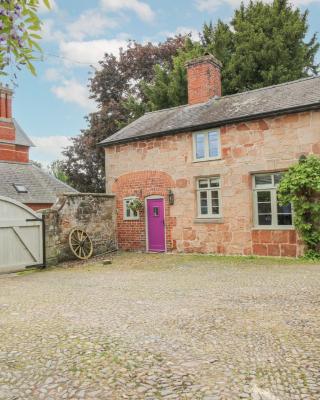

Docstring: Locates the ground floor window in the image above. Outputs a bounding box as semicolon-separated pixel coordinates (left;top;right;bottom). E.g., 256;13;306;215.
196;177;221;218
123;197;139;220
253;172;293;228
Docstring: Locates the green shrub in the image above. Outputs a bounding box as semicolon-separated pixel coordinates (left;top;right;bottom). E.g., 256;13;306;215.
278;155;320;254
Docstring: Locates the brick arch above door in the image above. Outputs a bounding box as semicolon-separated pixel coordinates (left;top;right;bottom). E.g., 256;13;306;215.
112;170;176;252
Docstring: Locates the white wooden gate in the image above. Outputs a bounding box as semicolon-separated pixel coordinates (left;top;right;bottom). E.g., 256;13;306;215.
0;196;44;273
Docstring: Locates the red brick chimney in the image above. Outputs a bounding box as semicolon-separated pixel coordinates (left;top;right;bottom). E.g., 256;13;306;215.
0;85;30;163
185;54;222;105
0;84;15;142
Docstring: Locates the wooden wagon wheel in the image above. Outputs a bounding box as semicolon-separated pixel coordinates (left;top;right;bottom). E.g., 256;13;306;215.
69;228;93;260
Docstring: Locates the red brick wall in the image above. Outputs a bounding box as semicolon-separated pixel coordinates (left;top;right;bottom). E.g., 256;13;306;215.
0;120;15;141
112;171;176;251
25;203;53;211
0;143;29;162
105;110;320;257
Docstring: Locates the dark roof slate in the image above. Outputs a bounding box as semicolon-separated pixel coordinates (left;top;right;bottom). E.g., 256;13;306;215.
0;162;77;204
100;76;320;146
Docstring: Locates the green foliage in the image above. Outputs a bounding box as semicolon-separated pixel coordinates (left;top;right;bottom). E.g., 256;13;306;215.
278;155;320;253
132;0;319;113
0;0;50;76
48;160;70;184
127;198;144;213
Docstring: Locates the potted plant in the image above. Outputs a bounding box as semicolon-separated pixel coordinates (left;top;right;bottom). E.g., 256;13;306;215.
128;198;144;214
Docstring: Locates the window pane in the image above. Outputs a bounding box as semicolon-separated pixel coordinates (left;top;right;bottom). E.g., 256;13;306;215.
208;131;219;158
277;203;292;214
212;207;219;215
198;179;208;188
211;190;219;199
211;197;219;207
257;191;271;202
258;203;272;214
255;175;272;187
274;173;284;185
196;134;205;159
278;214;292;225
210;178;220;188
258;214;272;225
200;191;208;215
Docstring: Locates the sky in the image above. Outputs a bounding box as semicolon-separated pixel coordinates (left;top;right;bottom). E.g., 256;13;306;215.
5;0;320;166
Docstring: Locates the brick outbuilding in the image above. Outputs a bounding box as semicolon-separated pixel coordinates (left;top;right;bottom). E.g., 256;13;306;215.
100;55;320;257
0;85;76;210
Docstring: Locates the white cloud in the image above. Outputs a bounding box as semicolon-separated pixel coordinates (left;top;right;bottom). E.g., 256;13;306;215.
195;0;320;11
38;0;58;14
67;9;117;40
163;26;200;41
44;67;61;81
30;135;71;166
40;19;64;42
101;0;155;22
59;38;128;66
52;79;96;111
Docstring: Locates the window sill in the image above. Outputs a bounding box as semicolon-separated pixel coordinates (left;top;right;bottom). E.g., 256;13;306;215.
252;226;295;231
192;157;222;163
123;219;140;221
194;218;224;224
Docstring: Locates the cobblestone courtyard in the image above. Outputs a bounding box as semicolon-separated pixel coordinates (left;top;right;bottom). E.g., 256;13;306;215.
0;253;320;400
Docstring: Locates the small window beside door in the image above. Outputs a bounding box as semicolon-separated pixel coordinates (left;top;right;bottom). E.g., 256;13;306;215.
123;197;140;221
253;172;293;228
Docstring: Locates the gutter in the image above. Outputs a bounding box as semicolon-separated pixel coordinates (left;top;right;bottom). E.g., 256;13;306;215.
98;101;320;147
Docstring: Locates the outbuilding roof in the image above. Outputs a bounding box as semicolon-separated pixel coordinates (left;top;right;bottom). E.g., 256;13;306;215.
0;162;77;204
100;76;320;146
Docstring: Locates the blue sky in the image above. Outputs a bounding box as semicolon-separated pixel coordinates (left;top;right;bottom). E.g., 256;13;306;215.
6;0;320;165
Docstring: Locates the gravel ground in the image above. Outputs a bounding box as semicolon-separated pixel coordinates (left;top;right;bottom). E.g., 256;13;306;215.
0;252;319;400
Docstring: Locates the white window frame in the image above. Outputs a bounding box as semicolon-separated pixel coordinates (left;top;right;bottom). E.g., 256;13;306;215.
123;196;140;221
193;129;221;162
252;172;293;229
196;176;222;219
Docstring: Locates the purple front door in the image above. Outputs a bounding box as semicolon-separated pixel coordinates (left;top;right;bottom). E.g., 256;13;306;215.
147;198;165;252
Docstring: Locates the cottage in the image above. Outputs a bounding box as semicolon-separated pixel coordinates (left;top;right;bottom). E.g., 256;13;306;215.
0;85;76;210
100;55;320;257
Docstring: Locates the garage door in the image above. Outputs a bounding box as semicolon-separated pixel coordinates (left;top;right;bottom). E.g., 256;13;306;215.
0;196;44;273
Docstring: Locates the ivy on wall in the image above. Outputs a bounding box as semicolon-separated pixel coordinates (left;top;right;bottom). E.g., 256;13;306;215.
278;155;320;258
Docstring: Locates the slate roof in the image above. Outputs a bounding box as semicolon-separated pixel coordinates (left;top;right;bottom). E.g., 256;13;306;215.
13;119;35;147
0;162;77;204
100;76;320;146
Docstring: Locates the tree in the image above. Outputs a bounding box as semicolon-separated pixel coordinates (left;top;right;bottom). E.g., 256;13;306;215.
140;0;319;111
48;160;70;184
0;0;50;76
60;37;186;192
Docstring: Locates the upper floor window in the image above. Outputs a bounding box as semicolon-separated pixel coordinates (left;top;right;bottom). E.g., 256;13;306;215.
123;197;139;221
253;172;293;228
193;129;221;161
196;177;221;218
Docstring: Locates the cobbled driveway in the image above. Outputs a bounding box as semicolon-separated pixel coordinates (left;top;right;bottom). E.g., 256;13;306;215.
0;253;320;400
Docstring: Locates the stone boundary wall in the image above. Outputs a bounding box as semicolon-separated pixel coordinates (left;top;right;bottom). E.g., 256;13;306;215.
41;193;117;265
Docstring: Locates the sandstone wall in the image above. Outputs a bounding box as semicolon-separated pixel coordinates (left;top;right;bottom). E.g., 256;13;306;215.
105;110;320;256
42;193;116;265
